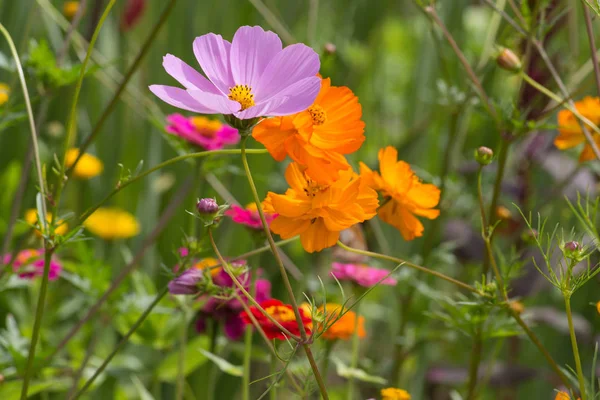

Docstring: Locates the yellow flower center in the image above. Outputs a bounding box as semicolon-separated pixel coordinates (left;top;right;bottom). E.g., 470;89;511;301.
265;305;296;322
194;257;220;276
303;178;328;197
228;85;255;111
307;105;327;125
245;202;258;212
191;117;222;138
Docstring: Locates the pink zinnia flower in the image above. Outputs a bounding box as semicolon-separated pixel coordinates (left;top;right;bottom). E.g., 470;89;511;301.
3;249;62;281
225;203;275;230
149;26;321;120
166;114;239;150
331;262;397;287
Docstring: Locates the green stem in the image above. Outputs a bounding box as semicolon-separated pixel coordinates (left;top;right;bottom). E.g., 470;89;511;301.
20;250;53;400
465;329;483;400
347;304;361;400
53;0;118;225
70;287;169;400
242;280;255;400
76;149;267;229
321;341;335;382
65;0;177;178
269;352;277;400
336;242;485;296
565;295;587;400
238;135;328;399
208;229;301;341
176;307;189;400
0;23;47;231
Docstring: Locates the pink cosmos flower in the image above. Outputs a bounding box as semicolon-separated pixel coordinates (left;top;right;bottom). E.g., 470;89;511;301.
149;26;321;120
166;114;239;150
225;203;276;230
3;249;62;281
331;262;397;287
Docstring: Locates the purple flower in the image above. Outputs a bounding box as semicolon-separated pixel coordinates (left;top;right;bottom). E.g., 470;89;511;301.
3;249;62;281
149;26;321;120
196;268;271;340
166;114;239;150
331;262;397;288
168;268;204;295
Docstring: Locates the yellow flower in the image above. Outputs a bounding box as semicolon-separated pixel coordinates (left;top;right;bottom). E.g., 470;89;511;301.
0;83;9;106
312;303;365;341
193;257;221;277
25;208;68;236
596;301;600;315
65;148;103;179
63;1;80;19
381;387;411;400
83;207;140;239
555;391;580;400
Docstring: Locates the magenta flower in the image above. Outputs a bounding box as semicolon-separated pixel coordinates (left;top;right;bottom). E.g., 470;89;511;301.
225;203;275;230
196;267;271;340
166;114;239;150
331;262;397;287
3;249;62;281
149;26;321;120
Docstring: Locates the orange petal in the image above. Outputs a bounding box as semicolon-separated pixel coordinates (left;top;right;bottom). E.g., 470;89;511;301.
252;117;296;161
270;216;311;239
378;201;424;241
299;219;339;253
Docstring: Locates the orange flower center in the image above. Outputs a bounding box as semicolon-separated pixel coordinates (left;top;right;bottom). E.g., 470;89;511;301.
303;178;328;197
194;257;221;276
228;85;255;110
245;202;259;212
265;305;296;322
191;117;222;138
307;104;327;125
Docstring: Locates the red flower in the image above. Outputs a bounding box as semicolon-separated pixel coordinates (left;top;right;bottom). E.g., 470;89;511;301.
240;299;311;340
120;0;146;32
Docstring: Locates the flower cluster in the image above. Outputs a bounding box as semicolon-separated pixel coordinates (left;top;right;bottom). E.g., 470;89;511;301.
3;249;62;281
151;25;441;252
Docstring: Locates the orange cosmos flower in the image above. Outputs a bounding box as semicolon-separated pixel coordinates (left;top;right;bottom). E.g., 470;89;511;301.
554;96;600;162
359;146;440;240
555;391;580;400
263;162;378;253
253;77;365;184
313;303;365;340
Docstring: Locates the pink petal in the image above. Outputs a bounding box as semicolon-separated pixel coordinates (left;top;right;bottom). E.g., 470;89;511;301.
230;26;282;90
264;76;321;116
234;96;288;119
255;43;320;101
193;33;234;95
149;85;217;113
187;89;241;115
162;54;220;93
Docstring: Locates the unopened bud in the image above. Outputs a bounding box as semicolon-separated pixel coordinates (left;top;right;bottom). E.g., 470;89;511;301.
563;241;582;260
63;1;80;20
509;300;525;315
521;229;538;244
496;206;512;220
324;43;336;55
496;48;522;72
475;146;494;165
197;198;218;215
168;268;203;295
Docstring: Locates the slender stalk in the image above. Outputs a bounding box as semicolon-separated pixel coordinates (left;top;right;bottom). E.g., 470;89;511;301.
53;0;118;221
336;242;485;296
582;2;600;97
269;353;277;400
0;23;47;230
565;295;587;400
20;250;53;400
208;229;301;341
242;325;253;400
239;135;328;398
246;0;295;44
76;149;267;228
424;6;499;122
321;341;335;380
347;303;361;400
176;307;189;400
66;0;178;177
465;329;483;400
486;140;508;231
70;287;169;400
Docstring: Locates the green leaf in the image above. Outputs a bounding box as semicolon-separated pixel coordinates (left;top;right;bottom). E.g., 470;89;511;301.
131;376;156;400
26;40;87;88
0;379;70;399
198;349;243;377
332;357;387;385
155;336;209;382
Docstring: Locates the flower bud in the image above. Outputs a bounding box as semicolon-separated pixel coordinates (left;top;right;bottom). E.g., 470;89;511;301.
63;1;80;20
324;43;336;55
495;206;512;221
0;83;9;106
521;229;538;244
509;300;524;315
563;241;582;260
168;268;203;295
197;198;219;215
474;146;494;165
496;48;522;72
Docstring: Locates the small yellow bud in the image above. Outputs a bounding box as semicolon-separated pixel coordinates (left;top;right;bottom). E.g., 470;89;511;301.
0;83;10;106
496;48;522;72
509;300;524;315
63;1;80;20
